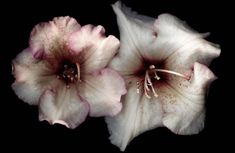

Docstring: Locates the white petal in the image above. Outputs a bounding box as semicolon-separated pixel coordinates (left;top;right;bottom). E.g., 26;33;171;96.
12;48;55;105
30;16;81;58
154;13;221;71
152;14;220;134
39;83;89;129
110;2;156;75
160;62;216;134
69;25;120;73
105;77;163;151
78;68;126;117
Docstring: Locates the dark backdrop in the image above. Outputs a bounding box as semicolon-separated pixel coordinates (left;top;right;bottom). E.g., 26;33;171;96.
1;0;232;152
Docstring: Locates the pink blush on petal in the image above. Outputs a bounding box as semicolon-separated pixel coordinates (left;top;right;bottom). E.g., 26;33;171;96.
33;49;45;59
52;120;70;128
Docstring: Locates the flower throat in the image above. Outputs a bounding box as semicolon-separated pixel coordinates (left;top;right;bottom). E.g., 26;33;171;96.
137;65;190;98
57;60;80;88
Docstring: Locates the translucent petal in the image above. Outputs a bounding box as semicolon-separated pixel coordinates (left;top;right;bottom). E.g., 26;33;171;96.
39;82;89;129
106;77;163;151
12;48;55;105
78;68;126;117
69;25;120;73
30;16;81;59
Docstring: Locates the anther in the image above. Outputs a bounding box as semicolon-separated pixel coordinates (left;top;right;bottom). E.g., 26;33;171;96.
154;71;160;80
58;61;80;85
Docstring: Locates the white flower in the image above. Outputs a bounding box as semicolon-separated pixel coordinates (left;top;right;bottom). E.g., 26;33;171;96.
12;16;126;129
105;2;221;151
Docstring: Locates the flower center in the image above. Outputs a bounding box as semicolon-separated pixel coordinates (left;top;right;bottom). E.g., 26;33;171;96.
137;65;190;99
57;61;80;88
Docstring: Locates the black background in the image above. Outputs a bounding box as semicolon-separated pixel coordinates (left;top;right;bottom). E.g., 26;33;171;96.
1;0;233;152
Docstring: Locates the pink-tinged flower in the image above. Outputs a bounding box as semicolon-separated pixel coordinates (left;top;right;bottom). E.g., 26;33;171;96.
12;16;126;129
105;2;221;151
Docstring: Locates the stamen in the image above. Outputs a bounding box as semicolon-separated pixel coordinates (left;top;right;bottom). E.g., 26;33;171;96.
149;65;161;80
136;81;140;93
149;65;155;70
57;61;80;86
144;71;150;91
153;71;161;80
147;78;158;98
143;70;158;98
76;63;80;81
147;71;158;98
155;69;189;79
138;64;189;99
144;87;151;99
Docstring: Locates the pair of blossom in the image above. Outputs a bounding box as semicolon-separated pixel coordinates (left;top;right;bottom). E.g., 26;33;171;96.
12;1;220;151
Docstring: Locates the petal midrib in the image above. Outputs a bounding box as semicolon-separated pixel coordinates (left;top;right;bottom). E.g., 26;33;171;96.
161;36;202;63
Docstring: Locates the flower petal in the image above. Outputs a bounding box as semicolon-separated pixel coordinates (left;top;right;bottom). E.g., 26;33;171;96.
39;82;89;129
110;2;220;76
69;25;120;73
110;2;156;75
152;14;220;134
154;13;221;72
159;62;217;134
105;77;163;151
30;16;80;58
78;68;126;117
12;48;55;105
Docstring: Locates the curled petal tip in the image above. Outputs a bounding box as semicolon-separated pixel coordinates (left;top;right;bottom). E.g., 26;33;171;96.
52;120;70;128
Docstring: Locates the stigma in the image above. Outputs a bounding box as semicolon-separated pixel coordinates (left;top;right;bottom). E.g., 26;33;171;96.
137;65;190;99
